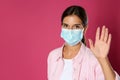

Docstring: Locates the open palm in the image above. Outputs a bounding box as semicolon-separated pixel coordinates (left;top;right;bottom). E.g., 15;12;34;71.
89;26;112;58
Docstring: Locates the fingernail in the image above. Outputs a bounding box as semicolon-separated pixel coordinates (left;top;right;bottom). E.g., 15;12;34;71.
103;25;105;28
88;39;91;43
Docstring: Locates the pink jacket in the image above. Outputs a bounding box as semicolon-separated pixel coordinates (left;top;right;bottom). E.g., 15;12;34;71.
47;43;120;80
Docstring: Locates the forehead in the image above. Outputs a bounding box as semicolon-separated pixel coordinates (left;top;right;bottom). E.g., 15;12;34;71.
63;15;82;24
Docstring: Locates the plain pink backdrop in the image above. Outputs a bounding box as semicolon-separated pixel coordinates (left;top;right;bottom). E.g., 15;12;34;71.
0;0;120;80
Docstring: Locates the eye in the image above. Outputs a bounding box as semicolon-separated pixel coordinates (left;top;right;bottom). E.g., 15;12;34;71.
74;24;83;29
62;24;68;28
73;25;81;29
75;25;80;29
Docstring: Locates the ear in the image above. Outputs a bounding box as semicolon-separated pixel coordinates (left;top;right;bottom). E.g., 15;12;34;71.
83;25;88;34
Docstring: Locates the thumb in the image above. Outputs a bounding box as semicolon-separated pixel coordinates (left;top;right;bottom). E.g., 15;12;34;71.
88;39;94;50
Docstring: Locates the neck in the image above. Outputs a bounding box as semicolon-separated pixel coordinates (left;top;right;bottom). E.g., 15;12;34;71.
62;42;82;59
64;42;81;51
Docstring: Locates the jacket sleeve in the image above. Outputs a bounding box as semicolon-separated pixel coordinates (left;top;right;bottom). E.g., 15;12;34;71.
95;63;104;80
95;62;120;80
115;71;120;80
88;48;120;80
47;52;52;80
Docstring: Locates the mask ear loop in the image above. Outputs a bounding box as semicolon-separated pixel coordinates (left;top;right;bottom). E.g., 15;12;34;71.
82;28;84;32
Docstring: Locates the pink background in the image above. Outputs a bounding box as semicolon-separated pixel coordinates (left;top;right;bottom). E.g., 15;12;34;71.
0;0;120;80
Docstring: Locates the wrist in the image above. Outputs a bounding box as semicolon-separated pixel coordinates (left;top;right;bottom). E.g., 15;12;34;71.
97;56;108;63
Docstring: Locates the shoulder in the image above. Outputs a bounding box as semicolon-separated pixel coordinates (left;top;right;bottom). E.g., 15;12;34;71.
84;46;105;79
82;44;95;59
84;46;103;72
47;46;62;62
85;46;95;59
84;45;100;65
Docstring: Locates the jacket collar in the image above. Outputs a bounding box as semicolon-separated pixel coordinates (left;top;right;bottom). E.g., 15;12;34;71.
56;42;86;63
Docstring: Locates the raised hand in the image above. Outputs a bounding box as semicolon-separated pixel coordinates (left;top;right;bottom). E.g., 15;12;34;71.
88;26;112;59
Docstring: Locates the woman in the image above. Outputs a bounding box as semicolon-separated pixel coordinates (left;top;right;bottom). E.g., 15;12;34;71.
47;5;120;80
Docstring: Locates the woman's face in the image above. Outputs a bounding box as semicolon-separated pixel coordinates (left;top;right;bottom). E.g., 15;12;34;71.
61;15;86;46
62;15;84;30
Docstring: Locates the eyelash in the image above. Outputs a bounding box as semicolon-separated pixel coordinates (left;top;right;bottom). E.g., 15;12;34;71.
62;24;82;29
75;25;80;28
63;24;68;27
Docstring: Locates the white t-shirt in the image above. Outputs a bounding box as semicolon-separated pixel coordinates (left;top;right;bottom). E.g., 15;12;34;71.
60;58;73;80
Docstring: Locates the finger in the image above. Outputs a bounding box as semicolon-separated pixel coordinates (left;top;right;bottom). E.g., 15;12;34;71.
104;28;108;42
95;27;100;41
88;39;94;50
107;34;112;45
100;25;105;41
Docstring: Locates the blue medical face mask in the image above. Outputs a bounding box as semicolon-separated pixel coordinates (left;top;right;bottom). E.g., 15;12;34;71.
60;28;84;46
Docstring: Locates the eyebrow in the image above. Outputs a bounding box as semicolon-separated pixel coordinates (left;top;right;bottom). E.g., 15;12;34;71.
62;23;82;25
